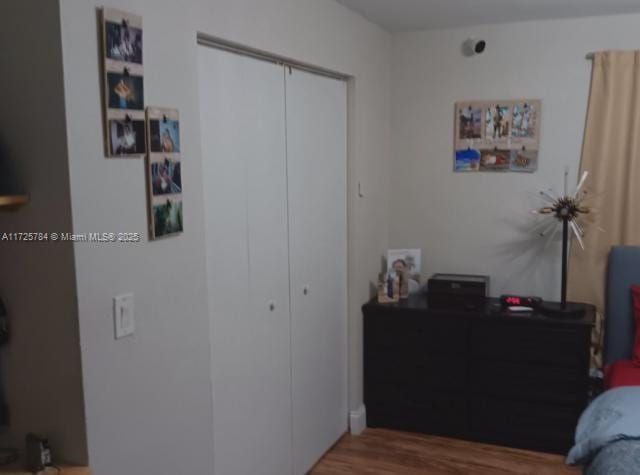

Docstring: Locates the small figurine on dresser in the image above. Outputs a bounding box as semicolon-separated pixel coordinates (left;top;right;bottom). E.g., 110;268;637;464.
377;272;400;303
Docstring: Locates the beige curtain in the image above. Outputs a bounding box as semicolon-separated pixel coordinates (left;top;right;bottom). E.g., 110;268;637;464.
568;51;640;369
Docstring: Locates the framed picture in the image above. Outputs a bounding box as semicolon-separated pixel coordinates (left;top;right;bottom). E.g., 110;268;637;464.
386;249;422;296
101;8;145;158
454;99;541;173
146;107;183;240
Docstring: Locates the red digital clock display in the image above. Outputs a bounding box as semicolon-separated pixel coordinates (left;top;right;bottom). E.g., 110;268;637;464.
500;295;542;309
505;296;523;306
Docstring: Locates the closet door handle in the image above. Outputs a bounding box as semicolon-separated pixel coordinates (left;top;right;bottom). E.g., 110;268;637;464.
303;285;310;296
268;300;276;312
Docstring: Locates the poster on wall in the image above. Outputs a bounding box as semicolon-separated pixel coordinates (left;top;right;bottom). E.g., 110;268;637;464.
101;8;145;158
454;99;541;173
146;107;183;239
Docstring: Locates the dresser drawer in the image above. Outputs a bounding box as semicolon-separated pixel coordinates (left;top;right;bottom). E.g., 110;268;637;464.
362;297;595;454
365;313;468;356
470;321;589;368
368;393;466;437
469;361;587;405
366;355;466;394
469;397;579;453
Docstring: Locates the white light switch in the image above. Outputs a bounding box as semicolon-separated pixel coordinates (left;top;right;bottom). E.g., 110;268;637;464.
114;293;135;339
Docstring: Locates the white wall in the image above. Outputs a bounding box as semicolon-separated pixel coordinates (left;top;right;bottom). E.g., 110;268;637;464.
390;13;640;300
0;0;87;463
58;0;390;473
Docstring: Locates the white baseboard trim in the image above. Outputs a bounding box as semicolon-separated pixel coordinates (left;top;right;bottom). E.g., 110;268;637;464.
349;404;366;435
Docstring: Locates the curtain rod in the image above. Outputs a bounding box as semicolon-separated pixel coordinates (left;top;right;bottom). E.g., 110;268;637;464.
196;32;350;81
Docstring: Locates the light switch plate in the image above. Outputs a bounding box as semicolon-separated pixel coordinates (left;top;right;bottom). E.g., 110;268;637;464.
114;293;135;339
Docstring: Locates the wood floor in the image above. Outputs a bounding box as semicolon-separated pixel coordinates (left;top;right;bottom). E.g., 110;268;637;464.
311;429;579;475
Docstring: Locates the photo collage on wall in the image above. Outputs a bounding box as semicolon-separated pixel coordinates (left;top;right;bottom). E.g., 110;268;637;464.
454;100;541;173
146;107;183;239
100;9;184;240
102;8;145;157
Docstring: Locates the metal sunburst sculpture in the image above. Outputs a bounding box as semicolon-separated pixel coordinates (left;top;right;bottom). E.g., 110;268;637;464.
532;170;590;318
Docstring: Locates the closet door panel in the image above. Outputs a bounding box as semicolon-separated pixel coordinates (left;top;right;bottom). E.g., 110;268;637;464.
198;47;292;475
285;70;348;474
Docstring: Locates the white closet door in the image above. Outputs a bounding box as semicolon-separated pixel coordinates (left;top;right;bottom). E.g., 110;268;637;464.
198;47;292;475
285;69;348;474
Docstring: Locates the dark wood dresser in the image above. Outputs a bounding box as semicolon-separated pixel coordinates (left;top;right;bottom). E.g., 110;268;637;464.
363;295;595;454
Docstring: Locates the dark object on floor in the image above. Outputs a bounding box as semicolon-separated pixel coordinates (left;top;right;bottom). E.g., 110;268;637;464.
25;433;51;472
0;448;18;466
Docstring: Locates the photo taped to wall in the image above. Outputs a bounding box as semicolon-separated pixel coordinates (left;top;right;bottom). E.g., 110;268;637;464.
105;21;142;65
152;195;183;238
458;105;482;140
103;8;143;67
512;102;538;138
485;104;511;140
150;156;182;195
147;107;180;153
480;149;510;171
455;148;481;171
510;148;538;172
149;119;180;153
107;70;144;111
109;117;145;156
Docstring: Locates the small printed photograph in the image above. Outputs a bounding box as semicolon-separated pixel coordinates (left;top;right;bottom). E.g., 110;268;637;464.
109;119;145;156
387;249;421;295
387;248;421;274
153;197;183;238
455;148;481;172
458;105;482;139
480;149;511;171
105;20;143;64
107;72;144;110
151;157;182;195
510;148;538;172
149;119;180;153
485;104;511;140
512;102;538;138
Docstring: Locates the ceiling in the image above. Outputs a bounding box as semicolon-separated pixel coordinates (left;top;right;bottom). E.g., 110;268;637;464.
335;0;640;32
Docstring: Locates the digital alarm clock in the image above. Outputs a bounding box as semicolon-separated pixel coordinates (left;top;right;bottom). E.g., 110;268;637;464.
500;295;543;310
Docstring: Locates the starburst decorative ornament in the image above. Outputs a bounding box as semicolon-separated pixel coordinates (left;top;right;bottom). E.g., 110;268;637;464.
532;169;591;318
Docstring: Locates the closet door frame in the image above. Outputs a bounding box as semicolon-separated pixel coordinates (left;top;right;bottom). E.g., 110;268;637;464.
197;34;353;475
284;68;349;474
198;45;293;475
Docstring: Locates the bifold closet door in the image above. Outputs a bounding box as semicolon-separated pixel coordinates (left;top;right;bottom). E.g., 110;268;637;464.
285;69;348;474
198;47;292;475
